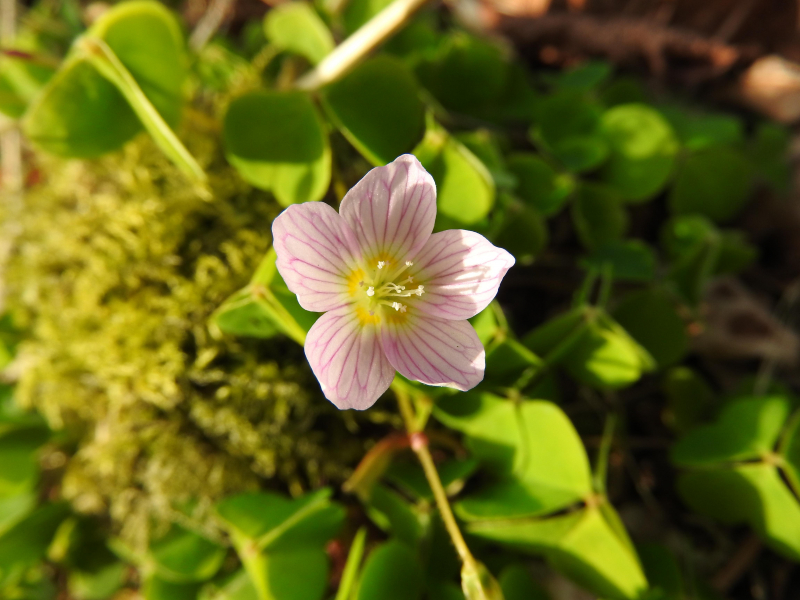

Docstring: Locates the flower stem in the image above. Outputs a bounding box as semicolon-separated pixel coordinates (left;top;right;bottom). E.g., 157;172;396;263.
294;0;430;90
393;385;477;570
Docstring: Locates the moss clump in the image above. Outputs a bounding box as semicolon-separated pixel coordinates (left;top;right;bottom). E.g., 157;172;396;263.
5;126;363;548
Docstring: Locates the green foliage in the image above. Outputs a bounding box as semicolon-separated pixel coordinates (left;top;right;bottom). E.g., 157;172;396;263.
356;541;423;600
7;0;799;598
416;32;509;114
673;396;800;560
434;393;647;599
323;56;425;166
213;248;319;345
0;51;55;118
223;90;331;206
422;129;495;225
599;104;679;202
506;154;574;216
264;3;333;65
217;489;343;600
612;288;688;368
24;1;185;158
571;183;628;250
523;307;656;390
669;145;753;222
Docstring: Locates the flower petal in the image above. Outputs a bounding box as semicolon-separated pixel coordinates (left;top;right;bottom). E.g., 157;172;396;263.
340;154;437;264
305;306;396;410
273;203;362;312
379;313;485;391
411;230;515;320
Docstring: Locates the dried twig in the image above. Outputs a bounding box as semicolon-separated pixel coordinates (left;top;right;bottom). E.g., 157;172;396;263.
189;0;236;52
711;533;763;593
496;12;758;79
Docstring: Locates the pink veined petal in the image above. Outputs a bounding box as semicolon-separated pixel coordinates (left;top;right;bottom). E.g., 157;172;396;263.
379;313;485;391
305;306;396;410
411;230;515;320
339;154;437;264
272;202;362;312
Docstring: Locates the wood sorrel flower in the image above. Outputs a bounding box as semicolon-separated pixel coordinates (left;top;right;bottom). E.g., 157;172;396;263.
272;154;515;410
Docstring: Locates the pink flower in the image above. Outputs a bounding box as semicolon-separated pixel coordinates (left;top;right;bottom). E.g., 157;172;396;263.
272;154;515;410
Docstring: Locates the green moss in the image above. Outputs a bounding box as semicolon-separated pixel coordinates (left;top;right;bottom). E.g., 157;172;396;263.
5;123;364;548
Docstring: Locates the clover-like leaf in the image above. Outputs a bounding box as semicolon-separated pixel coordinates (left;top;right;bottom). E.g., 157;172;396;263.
599;104;679;202
322;56;425;166
224;90;330;206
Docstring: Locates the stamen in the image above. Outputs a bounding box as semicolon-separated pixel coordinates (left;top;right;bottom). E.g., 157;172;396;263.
377;261;386;270
405;261;413;266
391;302;407;313
366;286;375;297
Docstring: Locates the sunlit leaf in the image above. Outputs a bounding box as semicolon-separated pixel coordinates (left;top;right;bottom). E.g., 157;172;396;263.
264;3;333;65
216;488;343;552
224;90;330;206
599;104;679;202
677;464;800;561
24;0;186;157
466;507;648;600
436;394;593;517
526;308;655;390
422;135;495;225
672;396;791;468
323;56;425;166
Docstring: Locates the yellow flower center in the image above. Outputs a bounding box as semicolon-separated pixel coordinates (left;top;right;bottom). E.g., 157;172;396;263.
349;257;425;325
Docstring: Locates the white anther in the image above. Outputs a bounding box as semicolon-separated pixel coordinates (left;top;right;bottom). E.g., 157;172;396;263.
391;302;407;313
377;261;386;269
366;286;375;297
415;285;424;296
405;261;413;266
